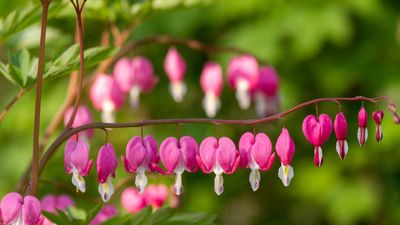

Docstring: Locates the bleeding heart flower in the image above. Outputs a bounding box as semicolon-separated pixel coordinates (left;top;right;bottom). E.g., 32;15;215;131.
0;192;43;225
334;112;349;160
275;128;295;187
239;132;275;191
200;62;223;118
64;105;94;140
113;57;158;109
121;187;147;213
357;106;369;146
64;139;93;193
144;184;169;208
372;110;384;142
227;55;259;109
160;136;198;195
164;47;187;102
197;137;241;195
41;194;75;213
96;144;118;202
90;205;117;225
89;74;125;123
254;66;280;117
121;135;159;193
302;114;332;167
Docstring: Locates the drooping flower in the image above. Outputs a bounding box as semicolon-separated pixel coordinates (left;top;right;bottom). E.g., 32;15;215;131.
121;187;147;213
121;135;159;193
144;184;169;208
372;110;384;142
89;74;125;123
90;205;117;225
96;144;118;202
357;106;369;146
64;139;93;192
254;66;280;117
302;114;332;167
239;132;275;191
0;192;43;225
164;47;187;102
197;137;240;195
227;55;260;109
334;112;349;160
275;128;295;187
41;194;75;225
113;57;158;109
64;105;94;140
200;62;223;118
160;136;198;195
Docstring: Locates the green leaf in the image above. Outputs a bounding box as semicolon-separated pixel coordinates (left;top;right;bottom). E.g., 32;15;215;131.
131;207;152;225
42;211;72;225
142;208;176;225
99;214;132;225
66;207;88;222
159;212;217;225
85;203;104;223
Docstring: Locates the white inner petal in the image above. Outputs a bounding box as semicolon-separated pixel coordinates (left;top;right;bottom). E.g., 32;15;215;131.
135;168;148;194
236;79;250;109
278;163;294;187
129;86;141;109
202;92;220;118
10;212;23;225
255;92;267;118
169;82;187;103
98;177;115;202
101;101;116;124
174;172;183;196
249;169;261;191
71;168;86;193
214;173;224;196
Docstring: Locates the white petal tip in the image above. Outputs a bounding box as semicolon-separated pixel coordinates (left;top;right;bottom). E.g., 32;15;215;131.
214;174;224;196
202;93;220;118
170;82;187;103
129;86;141;109
249;169;261;191
278;164;294;187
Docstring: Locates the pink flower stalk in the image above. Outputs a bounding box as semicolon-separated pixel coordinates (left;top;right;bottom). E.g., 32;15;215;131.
372;110;384;142
200;62;223;118
0;192;43;225
89;74;125;123
197;137;241;195
357;106;369;146
41;194;75;225
121;135;159;193
334;112;349;160
64;139;93;192
64;105;94;140
160;136;198;195
254;66;280;117
239;132;275;191
113;57;158;109
164;47;187;102
144;184;169;208
302;114;332;167
96;144;118;202
90;205;118;225
227;55;260;109
121;187;147;213
275;128;295;187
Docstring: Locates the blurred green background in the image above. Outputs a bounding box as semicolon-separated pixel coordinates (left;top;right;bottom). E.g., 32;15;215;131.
1;0;400;224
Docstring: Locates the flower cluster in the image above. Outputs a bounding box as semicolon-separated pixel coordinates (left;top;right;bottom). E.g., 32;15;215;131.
89;51;280;120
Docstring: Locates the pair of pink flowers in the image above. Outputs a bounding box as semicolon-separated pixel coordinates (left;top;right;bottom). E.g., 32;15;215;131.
121;184;177;213
0;192;43;225
302;106;385;167
64;140;118;202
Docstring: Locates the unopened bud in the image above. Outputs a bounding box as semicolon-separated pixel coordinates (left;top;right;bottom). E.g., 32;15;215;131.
393;113;400;125
388;102;397;113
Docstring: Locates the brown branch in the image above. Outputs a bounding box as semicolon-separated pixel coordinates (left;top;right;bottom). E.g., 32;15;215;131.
0;89;29;123
30;0;51;196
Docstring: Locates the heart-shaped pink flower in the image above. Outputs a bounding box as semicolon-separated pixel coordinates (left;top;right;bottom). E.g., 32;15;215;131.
275;128;295;187
96;144;118;202
334;112;349;160
372;110;384;142
239;132;275;191
302;114;332;167
160;136;198;195
1;192;43;225
357;106;369;146
197;137;240;195
121;135;159;193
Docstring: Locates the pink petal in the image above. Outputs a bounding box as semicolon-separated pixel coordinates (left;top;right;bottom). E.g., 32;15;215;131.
121;188;147;213
275;128;295;166
22;195;42;225
302;114;332;146
143;135;159;165
164;47;186;82
372;110;384;125
334;112;348;140
216;137;238;173
227;55;260;91
200;62;223;96
125;136;147;172
179;136;199;172
96;144;118;183
238;132;254;168
89;74;125;110
160;137;181;173
358;106;368;127
56;195;75;210
251;133;273;170
257;66;279;97
199;137;218;172
131;56;157;92
40;195;57;213
144;184;168;208
69;140;90;174
1;192;22;224
113;58;134;93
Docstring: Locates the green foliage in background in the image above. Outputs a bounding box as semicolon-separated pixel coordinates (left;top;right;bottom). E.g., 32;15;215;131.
0;0;400;225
